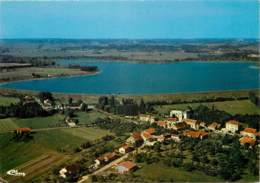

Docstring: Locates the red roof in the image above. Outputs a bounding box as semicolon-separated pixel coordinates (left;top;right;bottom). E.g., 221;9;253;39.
239;137;256;146
208;122;221;129
16;128;31;133
184;130;208;139
144;128;155;135
120;144;132;151
167;118;177;122
131;132;142;141
117;161;137;170
242;128;257;134
156;121;167;127
226;120;239;125
173;122;186;130
142;132;152;139
97;152;116;161
184;119;198;125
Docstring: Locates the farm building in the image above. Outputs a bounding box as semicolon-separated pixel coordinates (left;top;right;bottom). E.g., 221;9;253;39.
115;161;137;174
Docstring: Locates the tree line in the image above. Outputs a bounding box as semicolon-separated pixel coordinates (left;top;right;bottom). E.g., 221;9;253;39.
97;96;153;116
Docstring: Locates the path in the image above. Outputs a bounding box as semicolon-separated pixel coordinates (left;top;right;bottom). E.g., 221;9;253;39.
78;145;144;183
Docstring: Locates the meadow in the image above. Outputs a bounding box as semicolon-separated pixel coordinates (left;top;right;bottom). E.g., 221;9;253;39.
154;99;260;115
0;127;112;177
0;95;19;106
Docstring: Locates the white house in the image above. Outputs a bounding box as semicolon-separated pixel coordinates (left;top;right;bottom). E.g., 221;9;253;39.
170;110;188;122
225;120;239;133
139;114;155;123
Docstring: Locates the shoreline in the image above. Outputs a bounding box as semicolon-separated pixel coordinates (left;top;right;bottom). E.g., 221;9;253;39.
0;87;259;97
0;70;101;85
55;56;259;64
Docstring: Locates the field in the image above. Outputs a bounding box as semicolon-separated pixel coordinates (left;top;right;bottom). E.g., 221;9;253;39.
0;114;64;133
0;127;112;179
134;162;222;182
0;110;106;133
134;162;258;182
154;99;260;115
0;95;19;106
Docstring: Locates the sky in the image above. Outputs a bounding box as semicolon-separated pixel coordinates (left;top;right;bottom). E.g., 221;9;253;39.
0;0;258;39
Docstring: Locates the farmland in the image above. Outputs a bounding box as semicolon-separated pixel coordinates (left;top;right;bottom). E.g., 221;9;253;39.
0;110;106;133
134;162;223;182
154;99;260;115
0;95;19;106
0;126;112;181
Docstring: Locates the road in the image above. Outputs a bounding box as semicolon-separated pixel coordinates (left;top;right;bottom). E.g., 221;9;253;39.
78;153;129;183
77;145;144;183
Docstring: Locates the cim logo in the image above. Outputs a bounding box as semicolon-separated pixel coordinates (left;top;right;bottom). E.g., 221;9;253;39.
6;169;26;177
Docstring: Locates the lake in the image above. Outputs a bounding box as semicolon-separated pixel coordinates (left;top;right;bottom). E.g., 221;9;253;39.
0;59;259;94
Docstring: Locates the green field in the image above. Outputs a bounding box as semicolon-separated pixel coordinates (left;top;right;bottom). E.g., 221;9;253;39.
134;162;258;182
154;99;260;115
0;110;108;133
134;162;222;182
0;127;112;173
0;95;19;106
0;114;65;133
76;111;107;125
60;127;112;141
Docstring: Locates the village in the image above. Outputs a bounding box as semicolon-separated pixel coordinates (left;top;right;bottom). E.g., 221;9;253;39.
54;108;260;182
1;91;259;182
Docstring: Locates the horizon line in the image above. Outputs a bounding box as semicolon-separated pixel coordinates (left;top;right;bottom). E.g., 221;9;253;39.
0;38;259;40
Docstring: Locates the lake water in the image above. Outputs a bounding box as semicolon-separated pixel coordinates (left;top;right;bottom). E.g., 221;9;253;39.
0;59;259;94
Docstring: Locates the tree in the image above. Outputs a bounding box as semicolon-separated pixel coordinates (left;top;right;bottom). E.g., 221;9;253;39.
139;98;146;114
68;97;73;105
38;92;54;102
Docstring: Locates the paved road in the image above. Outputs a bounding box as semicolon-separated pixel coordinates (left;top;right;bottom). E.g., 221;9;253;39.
77;145;144;183
78;153;129;183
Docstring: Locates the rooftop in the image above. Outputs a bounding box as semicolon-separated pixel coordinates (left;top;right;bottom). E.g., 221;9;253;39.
226;120;239;125
239;136;256;146
242;128;257;134
117;161;137;170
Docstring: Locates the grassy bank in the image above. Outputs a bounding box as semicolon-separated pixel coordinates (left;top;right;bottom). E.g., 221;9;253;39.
0;88;259;104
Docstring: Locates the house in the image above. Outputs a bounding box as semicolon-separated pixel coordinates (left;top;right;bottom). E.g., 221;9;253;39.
126;132;143;145
115;161;137;174
59;163;81;178
156;121;167;128
15;128;32;134
139;114;155;123
95;152;117;166
65;117;77;127
154;135;165;142
141;128;155;141
184;130;208;140
171;122;186;131
119;144;133;154
200;122;206;128
184;119;200;130
225;120;239;133
239;136;256;147
43;99;52;106
171;134;181;142
170;110;188;121
240;128;257;138
208;122;221;131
